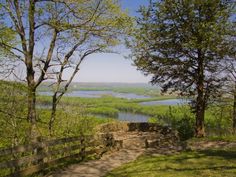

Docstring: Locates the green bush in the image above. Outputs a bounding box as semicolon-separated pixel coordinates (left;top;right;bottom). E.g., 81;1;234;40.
175;117;195;141
0;81;29;147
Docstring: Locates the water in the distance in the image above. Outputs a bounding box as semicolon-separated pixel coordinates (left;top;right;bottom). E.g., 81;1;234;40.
117;112;149;122
95;112;150;122
140;99;190;106
39;90;151;99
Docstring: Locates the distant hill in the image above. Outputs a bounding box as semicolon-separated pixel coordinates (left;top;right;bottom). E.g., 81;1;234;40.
38;82;161;96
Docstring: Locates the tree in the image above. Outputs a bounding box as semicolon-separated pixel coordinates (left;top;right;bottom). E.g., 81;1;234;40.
213;16;236;133
221;50;236;133
0;0;131;140
128;0;235;137
225;25;236;132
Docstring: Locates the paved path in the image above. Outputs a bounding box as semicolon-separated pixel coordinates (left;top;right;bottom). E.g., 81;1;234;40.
46;148;145;177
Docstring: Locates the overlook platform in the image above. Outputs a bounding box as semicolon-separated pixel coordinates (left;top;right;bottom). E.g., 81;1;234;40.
47;122;181;177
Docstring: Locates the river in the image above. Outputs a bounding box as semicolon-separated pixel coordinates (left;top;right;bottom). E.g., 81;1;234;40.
139;99;190;106
95;112;150;123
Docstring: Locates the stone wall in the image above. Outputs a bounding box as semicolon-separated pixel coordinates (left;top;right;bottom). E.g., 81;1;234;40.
95;122;180;152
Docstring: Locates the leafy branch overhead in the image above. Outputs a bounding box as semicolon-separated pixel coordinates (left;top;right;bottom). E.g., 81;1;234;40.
1;0;132;83
0;0;132;138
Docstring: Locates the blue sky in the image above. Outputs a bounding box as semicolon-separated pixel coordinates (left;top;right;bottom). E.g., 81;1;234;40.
74;0;150;83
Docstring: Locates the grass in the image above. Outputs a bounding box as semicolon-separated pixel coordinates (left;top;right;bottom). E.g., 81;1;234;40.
1;83;234;147
189;136;236;142
106;149;236;177
37;95;233;136
86;107;119;117
1;82;236;177
35;109;115;138
1;81;236;177
38;95;180;117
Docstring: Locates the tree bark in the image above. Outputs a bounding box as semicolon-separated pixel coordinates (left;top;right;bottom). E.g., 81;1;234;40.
27;85;38;142
27;86;36;122
195;51;206;137
26;0;39;142
195;85;205;137
49;93;58;136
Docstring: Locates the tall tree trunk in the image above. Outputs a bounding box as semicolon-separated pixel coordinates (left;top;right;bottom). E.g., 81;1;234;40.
195;51;205;137
27;86;36;122
26;43;37;141
233;82;236;134
27;86;38;142
195;85;205;137
49;93;58;136
26;0;37;142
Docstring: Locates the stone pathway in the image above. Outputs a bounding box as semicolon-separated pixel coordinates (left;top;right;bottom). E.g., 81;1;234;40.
46;148;145;177
46;123;180;177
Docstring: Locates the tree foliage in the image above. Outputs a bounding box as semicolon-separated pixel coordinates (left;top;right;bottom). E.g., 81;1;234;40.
0;81;28;147
0;0;132;139
128;0;235;137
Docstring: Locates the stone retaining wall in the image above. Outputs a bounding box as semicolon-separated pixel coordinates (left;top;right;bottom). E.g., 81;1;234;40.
95;122;180;151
